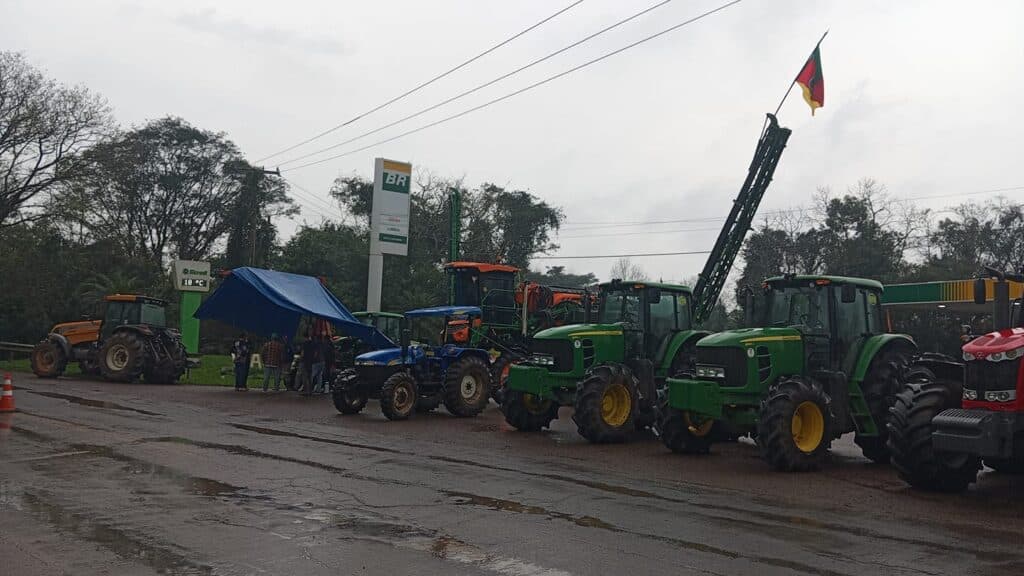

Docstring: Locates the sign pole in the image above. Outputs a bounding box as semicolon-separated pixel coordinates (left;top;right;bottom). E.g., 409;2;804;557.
171;260;212;356
180;292;202;354
368;157;412;313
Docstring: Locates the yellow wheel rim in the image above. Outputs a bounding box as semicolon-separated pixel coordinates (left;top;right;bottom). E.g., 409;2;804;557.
791;401;824;453
684;412;714;437
600;383;631;428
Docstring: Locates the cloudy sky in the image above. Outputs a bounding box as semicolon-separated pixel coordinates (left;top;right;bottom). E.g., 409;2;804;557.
5;0;1023;282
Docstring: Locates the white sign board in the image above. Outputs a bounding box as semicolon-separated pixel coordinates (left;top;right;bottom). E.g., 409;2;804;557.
171;260;211;292
370;158;412;257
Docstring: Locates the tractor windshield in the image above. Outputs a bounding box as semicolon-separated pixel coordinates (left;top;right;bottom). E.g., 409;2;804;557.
140;303;166;327
763;286;829;332
598;289;641;326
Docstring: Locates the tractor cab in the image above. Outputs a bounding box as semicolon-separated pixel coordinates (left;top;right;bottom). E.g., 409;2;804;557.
751;276;887;375
99;295;168;340
353;311;403;345
598;280;693;366
445;262;519;328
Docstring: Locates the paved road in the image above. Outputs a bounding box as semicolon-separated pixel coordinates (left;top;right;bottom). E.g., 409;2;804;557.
1;374;1022;576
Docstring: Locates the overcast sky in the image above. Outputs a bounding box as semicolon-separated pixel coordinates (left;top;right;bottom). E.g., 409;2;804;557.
5;0;1023;283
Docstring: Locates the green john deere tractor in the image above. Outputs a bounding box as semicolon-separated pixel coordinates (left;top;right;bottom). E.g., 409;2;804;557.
662;275;916;471
502;280;709;443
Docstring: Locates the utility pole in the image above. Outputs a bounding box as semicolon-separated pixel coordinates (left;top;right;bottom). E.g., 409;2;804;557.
448;187;461;304
231;165;281;267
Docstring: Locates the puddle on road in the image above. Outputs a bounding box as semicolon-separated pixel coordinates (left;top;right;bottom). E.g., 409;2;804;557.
12;490;213;575
24;390;163;416
445;491;613;530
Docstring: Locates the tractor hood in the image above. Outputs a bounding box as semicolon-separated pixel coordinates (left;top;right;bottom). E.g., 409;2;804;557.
697;327;803;348
532;323;623;341
963;327;1024;359
354;345;428;366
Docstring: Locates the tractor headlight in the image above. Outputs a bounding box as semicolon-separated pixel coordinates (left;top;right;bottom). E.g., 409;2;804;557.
963;350;974;362
984;390;1016;402
963;388;978;401
985;346;1024;362
529;354;556;366
695;365;725;379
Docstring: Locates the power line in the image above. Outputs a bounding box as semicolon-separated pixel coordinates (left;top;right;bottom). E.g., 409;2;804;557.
276;0;676;168
283;0;744;173
559;225;724;239
534;250;711;260
281;176;346;220
255;1;586;163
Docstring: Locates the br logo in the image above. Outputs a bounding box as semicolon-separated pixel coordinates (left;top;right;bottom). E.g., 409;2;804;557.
384;171;408;187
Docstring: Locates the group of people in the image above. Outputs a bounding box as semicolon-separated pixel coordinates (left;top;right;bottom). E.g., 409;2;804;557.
230;331;337;395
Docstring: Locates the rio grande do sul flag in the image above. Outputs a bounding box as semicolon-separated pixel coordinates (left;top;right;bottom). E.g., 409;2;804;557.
796;46;824;115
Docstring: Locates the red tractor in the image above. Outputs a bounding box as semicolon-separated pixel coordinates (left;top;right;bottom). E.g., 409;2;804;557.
888;267;1024;491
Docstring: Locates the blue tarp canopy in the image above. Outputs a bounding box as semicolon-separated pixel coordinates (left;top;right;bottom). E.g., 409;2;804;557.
404;306;482;318
194;267;394;347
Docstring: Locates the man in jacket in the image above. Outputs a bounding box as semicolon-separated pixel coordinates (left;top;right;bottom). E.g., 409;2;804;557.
260;333;285;392
231;332;252;391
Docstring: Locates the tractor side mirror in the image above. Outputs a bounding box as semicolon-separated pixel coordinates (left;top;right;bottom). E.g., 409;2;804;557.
743;288;756;327
645;287;661;304
973;278;987;305
840;284;857;304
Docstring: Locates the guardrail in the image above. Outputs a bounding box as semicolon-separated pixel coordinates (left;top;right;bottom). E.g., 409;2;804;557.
0;341;34;363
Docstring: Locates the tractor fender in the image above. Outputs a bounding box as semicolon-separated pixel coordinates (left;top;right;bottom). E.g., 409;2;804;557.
112;325;154;337
849;334;917;387
453;347;491;363
660;330;712;374
45;333;72;359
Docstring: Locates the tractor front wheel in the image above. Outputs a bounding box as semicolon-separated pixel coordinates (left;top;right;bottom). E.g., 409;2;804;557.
887;368;980;491
31;340;67;378
659;409;714;454
757;376;833;471
502;389;559;431
99;331;147;383
573;364;637;444
443;356;491;417
380;372;417;421
489;354;519;406
332;369;368;415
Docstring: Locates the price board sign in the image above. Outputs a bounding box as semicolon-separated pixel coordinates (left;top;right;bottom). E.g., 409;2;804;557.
172;260;211;293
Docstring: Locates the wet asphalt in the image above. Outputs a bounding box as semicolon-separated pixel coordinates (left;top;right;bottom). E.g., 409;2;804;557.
1;373;1022;576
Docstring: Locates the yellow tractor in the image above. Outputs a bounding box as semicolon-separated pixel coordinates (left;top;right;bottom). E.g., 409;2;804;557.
30;295;188;384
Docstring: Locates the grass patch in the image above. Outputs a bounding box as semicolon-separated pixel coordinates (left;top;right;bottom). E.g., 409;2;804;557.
0;354;257;387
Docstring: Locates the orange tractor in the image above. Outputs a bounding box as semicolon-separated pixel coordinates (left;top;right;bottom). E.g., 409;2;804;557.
30;295;188;384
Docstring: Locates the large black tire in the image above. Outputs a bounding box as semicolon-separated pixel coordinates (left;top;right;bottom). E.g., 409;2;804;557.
502;389;559;431
887;369;980;492
573;364;637;444
854;345;914;464
489;354;519;406
31;340;67;378
144;342;186;384
443;355;491;417
659;408;714;454
380;372;417;421
332;369;368;415
98;331;147;383
757;376;833;472
416;395;441;413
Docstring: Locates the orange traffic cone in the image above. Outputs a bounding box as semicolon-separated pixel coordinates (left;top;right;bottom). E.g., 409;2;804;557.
0;373;15;412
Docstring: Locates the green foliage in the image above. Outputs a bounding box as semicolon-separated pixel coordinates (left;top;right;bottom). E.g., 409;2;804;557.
525;266;598;288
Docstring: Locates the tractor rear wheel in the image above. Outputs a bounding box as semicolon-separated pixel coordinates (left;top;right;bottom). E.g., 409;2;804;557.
659;408;714;454
887;369;979;491
443;356;491;417
99;331;147;383
380;372;417;421
573;364;637;443
855;346;913;464
31;340;67;378
489;354;519;406
502;389;559;431
757;376;833;471
332;369;368;415
144;342;186;384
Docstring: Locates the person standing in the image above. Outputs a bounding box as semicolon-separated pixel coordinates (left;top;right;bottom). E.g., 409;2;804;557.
301;332;321;396
316;336;335;394
260;333;285;392
231;332;252;391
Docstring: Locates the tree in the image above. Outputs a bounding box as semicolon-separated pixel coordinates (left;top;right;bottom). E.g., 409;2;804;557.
222;165;297;269
0;52;112;226
58;117;248;263
608;258;648;281
525;265;598;288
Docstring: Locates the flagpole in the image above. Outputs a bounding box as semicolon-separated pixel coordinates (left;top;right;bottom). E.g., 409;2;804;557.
772;29;829;117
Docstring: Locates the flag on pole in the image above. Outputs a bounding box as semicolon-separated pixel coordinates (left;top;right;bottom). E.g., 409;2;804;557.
795;46;824;115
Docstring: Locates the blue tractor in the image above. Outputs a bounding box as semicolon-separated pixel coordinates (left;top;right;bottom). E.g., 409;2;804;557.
332;306;494;420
